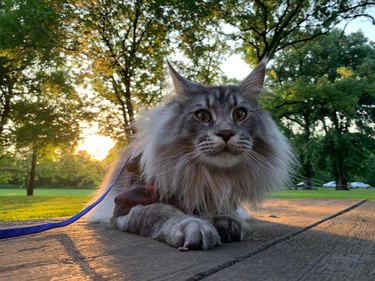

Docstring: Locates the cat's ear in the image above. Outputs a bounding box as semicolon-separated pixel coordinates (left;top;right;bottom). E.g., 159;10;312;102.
239;57;268;99
167;60;201;95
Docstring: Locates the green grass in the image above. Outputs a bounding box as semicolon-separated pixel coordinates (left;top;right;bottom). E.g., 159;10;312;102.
0;188;94;197
0;188;95;221
270;188;375;200
1;187;374;221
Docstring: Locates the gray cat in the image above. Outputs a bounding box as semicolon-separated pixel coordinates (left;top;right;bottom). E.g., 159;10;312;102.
87;58;295;250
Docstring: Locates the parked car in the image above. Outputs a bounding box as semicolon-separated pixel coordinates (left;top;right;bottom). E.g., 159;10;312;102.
349;182;371;189
296;182;304;188
323;181;336;188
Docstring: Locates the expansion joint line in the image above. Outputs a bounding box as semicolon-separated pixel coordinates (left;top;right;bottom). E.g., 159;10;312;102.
186;199;367;281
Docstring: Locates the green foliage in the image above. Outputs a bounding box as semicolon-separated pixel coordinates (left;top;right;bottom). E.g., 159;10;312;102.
0;151;25;184
218;0;375;62
0;0;66;138
0;0;63;61
0;152;14;183
167;1;230;85
266;30;375;187
37;151;106;187
0;1;93;195
69;0;175;140
0;0;105;195
67;0;238;141
0;150;106;188
2;0;375;196
12;71;83;150
62;0;375;143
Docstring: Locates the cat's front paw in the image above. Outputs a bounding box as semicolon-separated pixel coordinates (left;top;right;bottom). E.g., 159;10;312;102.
211;216;242;243
154;216;221;250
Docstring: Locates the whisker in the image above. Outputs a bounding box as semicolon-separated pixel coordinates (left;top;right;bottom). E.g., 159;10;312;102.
147;151;200;179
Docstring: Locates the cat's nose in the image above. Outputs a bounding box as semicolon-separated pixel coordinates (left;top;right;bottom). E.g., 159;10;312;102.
216;130;235;142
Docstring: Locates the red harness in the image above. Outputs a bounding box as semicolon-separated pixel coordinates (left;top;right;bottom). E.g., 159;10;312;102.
113;184;159;216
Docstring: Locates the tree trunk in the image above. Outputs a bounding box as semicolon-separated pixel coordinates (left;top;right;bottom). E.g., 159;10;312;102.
0;85;12;137
124;81;134;131
115;72;135;141
27;149;38;196
302;113;312;190
303;162;313;190
330;118;349;191
335;154;348;190
111;77;130;139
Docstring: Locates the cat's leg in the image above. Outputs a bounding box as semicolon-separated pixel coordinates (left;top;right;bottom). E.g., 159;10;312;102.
111;203;221;250
210;215;243;243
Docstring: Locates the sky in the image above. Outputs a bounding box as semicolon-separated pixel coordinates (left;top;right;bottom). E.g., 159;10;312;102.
77;11;375;160
338;7;375;41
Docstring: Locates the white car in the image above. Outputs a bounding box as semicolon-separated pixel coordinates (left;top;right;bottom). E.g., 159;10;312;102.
323;181;336;188
296;182;304;187
349;182;371;189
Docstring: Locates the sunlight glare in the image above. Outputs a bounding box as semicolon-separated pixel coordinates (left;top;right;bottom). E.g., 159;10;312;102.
76;124;115;161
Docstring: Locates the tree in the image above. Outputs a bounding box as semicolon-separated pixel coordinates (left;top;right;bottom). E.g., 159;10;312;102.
168;1;230;85
219;0;375;62
262;80;318;188
0;0;89;195
37;150;106;188
11;69;86;195
265;30;375;189
68;0;177;141
62;0;375;143
0;151;22;184
0;149;106;188
314;70;375;189
0;0;67;140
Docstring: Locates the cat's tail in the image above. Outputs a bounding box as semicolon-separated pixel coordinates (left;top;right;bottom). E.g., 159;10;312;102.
85;149;130;223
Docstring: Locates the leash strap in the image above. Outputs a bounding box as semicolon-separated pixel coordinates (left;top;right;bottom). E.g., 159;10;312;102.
0;154;130;240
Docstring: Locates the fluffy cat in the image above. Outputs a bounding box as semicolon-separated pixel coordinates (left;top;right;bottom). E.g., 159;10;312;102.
87;58;295;250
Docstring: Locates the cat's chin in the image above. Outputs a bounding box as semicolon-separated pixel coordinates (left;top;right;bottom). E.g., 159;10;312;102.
203;152;242;168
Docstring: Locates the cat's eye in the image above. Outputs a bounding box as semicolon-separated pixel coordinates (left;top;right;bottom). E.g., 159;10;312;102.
233;108;247;122
195;110;212;123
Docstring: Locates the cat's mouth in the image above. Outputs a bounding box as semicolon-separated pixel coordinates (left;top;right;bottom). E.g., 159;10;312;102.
209;143;241;156
205;153;242;168
222;147;230;152
220;143;242;154
202;146;243;168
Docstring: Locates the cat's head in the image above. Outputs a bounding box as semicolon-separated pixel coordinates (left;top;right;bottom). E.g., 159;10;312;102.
134;59;293;213
166;59;269;169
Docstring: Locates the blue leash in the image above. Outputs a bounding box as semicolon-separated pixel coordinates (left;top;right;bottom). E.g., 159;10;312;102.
0;156;129;240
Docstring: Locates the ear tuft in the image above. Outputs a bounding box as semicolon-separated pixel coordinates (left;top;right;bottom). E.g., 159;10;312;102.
167;60;202;95
239;57;268;99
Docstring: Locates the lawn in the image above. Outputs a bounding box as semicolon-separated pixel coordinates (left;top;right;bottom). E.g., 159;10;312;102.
0;188;93;197
270;187;375;200
0;188;95;221
1;187;374;221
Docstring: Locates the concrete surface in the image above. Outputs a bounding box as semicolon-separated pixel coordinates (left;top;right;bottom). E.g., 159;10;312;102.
0;199;374;281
